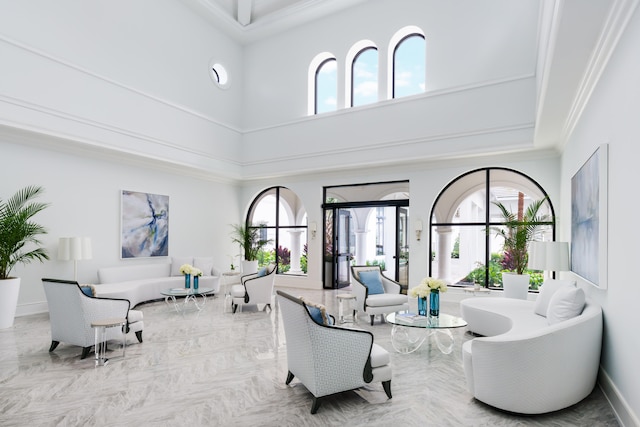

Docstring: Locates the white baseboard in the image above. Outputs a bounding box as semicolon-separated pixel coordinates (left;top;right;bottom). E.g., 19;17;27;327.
598;367;640;427
15;301;48;317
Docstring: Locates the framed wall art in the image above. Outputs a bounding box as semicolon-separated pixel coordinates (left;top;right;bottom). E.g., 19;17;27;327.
571;144;608;289
121;190;169;258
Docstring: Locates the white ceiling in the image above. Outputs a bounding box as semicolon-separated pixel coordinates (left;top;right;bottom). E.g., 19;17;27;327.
180;0;367;44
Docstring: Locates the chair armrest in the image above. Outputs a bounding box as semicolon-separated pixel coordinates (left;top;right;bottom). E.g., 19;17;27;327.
351;279;367;311
81;295;130;323
381;275;401;294
308;323;375;388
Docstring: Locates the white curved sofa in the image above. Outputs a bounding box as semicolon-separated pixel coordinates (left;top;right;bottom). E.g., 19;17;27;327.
460;282;602;414
95;257;220;308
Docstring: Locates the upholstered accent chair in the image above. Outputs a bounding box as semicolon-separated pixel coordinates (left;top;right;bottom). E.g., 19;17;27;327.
277;291;393;414
42;278;144;359
230;263;276;313
351;265;409;325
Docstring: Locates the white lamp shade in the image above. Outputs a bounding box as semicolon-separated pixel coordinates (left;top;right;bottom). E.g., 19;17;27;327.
58;237;92;261
528;241;569;271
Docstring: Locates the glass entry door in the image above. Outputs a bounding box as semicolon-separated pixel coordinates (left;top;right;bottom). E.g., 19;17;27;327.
396;207;409;290
335;209;352;288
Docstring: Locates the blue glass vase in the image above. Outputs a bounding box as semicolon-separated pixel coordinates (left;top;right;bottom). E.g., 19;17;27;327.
184;273;191;289
417;297;427;316
430;290;440;317
193;275;199;290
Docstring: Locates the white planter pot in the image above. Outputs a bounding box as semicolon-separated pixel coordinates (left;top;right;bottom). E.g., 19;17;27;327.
0;278;21;329
502;272;530;300
242;260;258;275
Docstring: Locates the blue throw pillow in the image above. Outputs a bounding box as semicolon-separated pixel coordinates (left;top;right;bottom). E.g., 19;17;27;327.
80;285;94;297
303;301;334;325
257;267;267;277
307;305;325;325
359;270;385;295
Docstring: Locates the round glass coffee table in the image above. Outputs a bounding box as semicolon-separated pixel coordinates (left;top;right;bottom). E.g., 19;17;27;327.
386;312;467;354
161;287;214;313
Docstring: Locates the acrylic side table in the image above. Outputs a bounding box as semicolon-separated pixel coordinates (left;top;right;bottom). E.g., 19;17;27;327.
336;293;357;324
91;317;126;366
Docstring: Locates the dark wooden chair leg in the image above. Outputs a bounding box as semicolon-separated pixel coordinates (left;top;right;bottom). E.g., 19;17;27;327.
49;341;59;352
370;315;375;326
232;304;238;313
285;371;295;385
135;331;143;343
382;380;392;399
81;346;91;360
311;397;321;414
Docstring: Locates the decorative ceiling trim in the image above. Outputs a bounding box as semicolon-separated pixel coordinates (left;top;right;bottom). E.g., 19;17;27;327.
561;0;640;144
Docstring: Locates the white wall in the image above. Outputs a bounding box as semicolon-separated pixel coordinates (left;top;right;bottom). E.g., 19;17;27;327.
239;0;539;179
0;0;244;178
1;140;240;315
560;5;640;423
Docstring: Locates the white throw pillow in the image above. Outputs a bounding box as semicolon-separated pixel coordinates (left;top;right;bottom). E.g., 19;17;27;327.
193;257;214;276
534;279;576;317
171;257;193;276
546;286;586;325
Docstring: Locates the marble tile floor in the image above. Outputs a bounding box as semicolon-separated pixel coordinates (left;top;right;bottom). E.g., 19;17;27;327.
0;287;619;427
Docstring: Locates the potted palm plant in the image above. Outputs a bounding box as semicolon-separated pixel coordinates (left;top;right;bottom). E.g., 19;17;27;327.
0;186;50;328
491;196;550;299
230;224;271;274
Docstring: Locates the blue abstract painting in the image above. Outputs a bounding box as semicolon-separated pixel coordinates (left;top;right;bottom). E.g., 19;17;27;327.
121;190;169;258
571;145;607;287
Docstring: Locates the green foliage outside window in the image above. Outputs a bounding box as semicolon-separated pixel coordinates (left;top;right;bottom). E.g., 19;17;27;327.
463;252;544;289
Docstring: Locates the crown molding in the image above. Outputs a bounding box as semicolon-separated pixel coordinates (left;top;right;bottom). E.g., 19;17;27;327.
561;0;640;144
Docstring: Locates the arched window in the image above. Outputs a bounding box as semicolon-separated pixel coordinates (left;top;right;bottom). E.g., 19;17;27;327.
429;168;556;291
392;33;425;99
351;47;378;107
247;187;308;275
314;57;337;114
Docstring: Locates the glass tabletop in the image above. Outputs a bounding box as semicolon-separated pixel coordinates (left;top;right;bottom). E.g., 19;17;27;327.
160;287;214;296
386;312;467;329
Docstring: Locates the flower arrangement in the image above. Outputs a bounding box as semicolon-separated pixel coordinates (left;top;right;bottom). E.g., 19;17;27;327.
191;268;203;277
179;264;193;275
409;277;448;298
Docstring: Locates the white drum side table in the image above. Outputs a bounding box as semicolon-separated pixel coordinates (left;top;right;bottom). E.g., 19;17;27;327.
91;317;126;366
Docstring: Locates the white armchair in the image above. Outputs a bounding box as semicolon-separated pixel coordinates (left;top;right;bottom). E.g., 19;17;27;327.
351;265;409;325
42;278;144;359
277;291;393;414
230;263;276;313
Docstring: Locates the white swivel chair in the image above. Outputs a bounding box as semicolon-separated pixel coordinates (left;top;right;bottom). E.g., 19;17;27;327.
42;278;144;359
351;265;409;325
230;263;276;313
277;291;393;414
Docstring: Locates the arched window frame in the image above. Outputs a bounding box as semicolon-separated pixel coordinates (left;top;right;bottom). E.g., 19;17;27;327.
246;186;308;275
346;40;378;107
429;167;557;290
309;52;337;115
388;26;425;100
